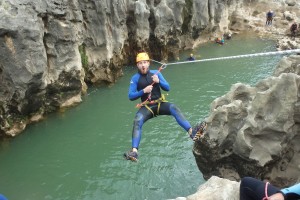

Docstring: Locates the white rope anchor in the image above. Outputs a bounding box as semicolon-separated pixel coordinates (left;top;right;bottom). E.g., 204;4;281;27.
151;49;300;66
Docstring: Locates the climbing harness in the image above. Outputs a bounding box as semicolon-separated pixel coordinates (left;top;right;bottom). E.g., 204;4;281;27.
143;94;168;117
135;49;300;108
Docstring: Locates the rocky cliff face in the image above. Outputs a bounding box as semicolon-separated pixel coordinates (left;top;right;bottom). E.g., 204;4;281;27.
194;55;300;187
0;0;253;137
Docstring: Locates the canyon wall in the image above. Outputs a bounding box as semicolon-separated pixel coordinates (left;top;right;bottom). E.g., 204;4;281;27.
0;0;253;136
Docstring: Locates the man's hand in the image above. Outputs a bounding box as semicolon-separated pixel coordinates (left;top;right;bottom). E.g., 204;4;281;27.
268;193;284;200
143;85;153;93
152;75;159;83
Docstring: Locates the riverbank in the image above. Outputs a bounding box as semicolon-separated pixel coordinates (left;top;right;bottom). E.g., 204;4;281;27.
189;0;300;51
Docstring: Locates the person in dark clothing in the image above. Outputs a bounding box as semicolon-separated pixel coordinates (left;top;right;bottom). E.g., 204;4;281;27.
240;177;300;200
290;21;298;38
266;10;274;26
124;52;206;161
187;53;195;61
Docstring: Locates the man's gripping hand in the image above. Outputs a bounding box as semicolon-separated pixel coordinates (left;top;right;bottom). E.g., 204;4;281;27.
152;75;159;83
143;85;153;93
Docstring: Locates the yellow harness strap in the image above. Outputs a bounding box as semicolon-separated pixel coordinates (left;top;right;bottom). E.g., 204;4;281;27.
143;94;168;117
145;104;155;116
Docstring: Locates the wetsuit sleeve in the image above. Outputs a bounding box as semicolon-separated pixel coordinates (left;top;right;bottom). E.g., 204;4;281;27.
157;72;170;91
280;183;300;196
128;74;144;101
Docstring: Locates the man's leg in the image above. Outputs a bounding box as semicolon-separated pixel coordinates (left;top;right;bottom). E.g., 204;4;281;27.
159;102;191;131
158;102;206;140
124;107;153;161
131;107;153;149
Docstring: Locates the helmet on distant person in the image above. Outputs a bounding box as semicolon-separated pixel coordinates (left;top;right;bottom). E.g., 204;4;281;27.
136;52;150;63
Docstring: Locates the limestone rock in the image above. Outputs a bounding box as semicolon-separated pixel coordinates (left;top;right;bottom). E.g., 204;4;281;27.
283;11;296;21
171;176;239;200
285;0;296;7
193;55;300;187
277;37;300;50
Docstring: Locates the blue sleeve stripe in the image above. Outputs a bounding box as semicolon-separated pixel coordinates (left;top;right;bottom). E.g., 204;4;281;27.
281;183;300;195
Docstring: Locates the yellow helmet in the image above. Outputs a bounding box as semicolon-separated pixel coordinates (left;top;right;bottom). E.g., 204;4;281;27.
136;52;150;63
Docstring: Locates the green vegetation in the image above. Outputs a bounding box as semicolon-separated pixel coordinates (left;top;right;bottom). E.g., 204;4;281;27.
79;44;88;70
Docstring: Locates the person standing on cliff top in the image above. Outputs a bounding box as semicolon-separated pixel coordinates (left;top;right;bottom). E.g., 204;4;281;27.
123;52;207;161
266;10;274;26
290;21;298;39
240;177;300;200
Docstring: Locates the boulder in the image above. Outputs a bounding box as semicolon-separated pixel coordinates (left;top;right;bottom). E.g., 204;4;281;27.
193;55;300;187
172;176;239;200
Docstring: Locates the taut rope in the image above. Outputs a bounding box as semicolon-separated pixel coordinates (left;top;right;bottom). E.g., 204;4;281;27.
137;49;300;108
151;49;300;66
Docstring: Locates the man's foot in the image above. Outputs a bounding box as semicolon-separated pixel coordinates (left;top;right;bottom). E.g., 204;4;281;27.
124;150;138;162
190;121;207;141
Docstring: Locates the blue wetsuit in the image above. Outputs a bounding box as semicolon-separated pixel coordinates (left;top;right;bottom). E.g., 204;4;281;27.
240;177;300;200
128;69;192;149
0;194;8;200
187;56;195;61
266;11;274;25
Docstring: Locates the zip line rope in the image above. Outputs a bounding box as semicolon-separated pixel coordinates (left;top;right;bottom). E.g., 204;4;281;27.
88;49;300;97
137;48;300;108
151;48;300;67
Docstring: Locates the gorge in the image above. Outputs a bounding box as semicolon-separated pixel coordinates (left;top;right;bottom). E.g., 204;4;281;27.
0;0;300;199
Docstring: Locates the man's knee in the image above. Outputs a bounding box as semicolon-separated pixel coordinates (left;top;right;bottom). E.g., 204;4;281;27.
169;104;181;113
133;113;143;126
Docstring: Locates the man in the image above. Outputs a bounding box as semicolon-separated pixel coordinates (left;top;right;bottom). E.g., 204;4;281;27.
290;21;298;38
266;10;274;26
124;52;206;161
187;53;195;61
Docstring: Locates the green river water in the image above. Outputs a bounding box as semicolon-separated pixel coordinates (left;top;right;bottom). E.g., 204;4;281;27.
0;34;283;200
